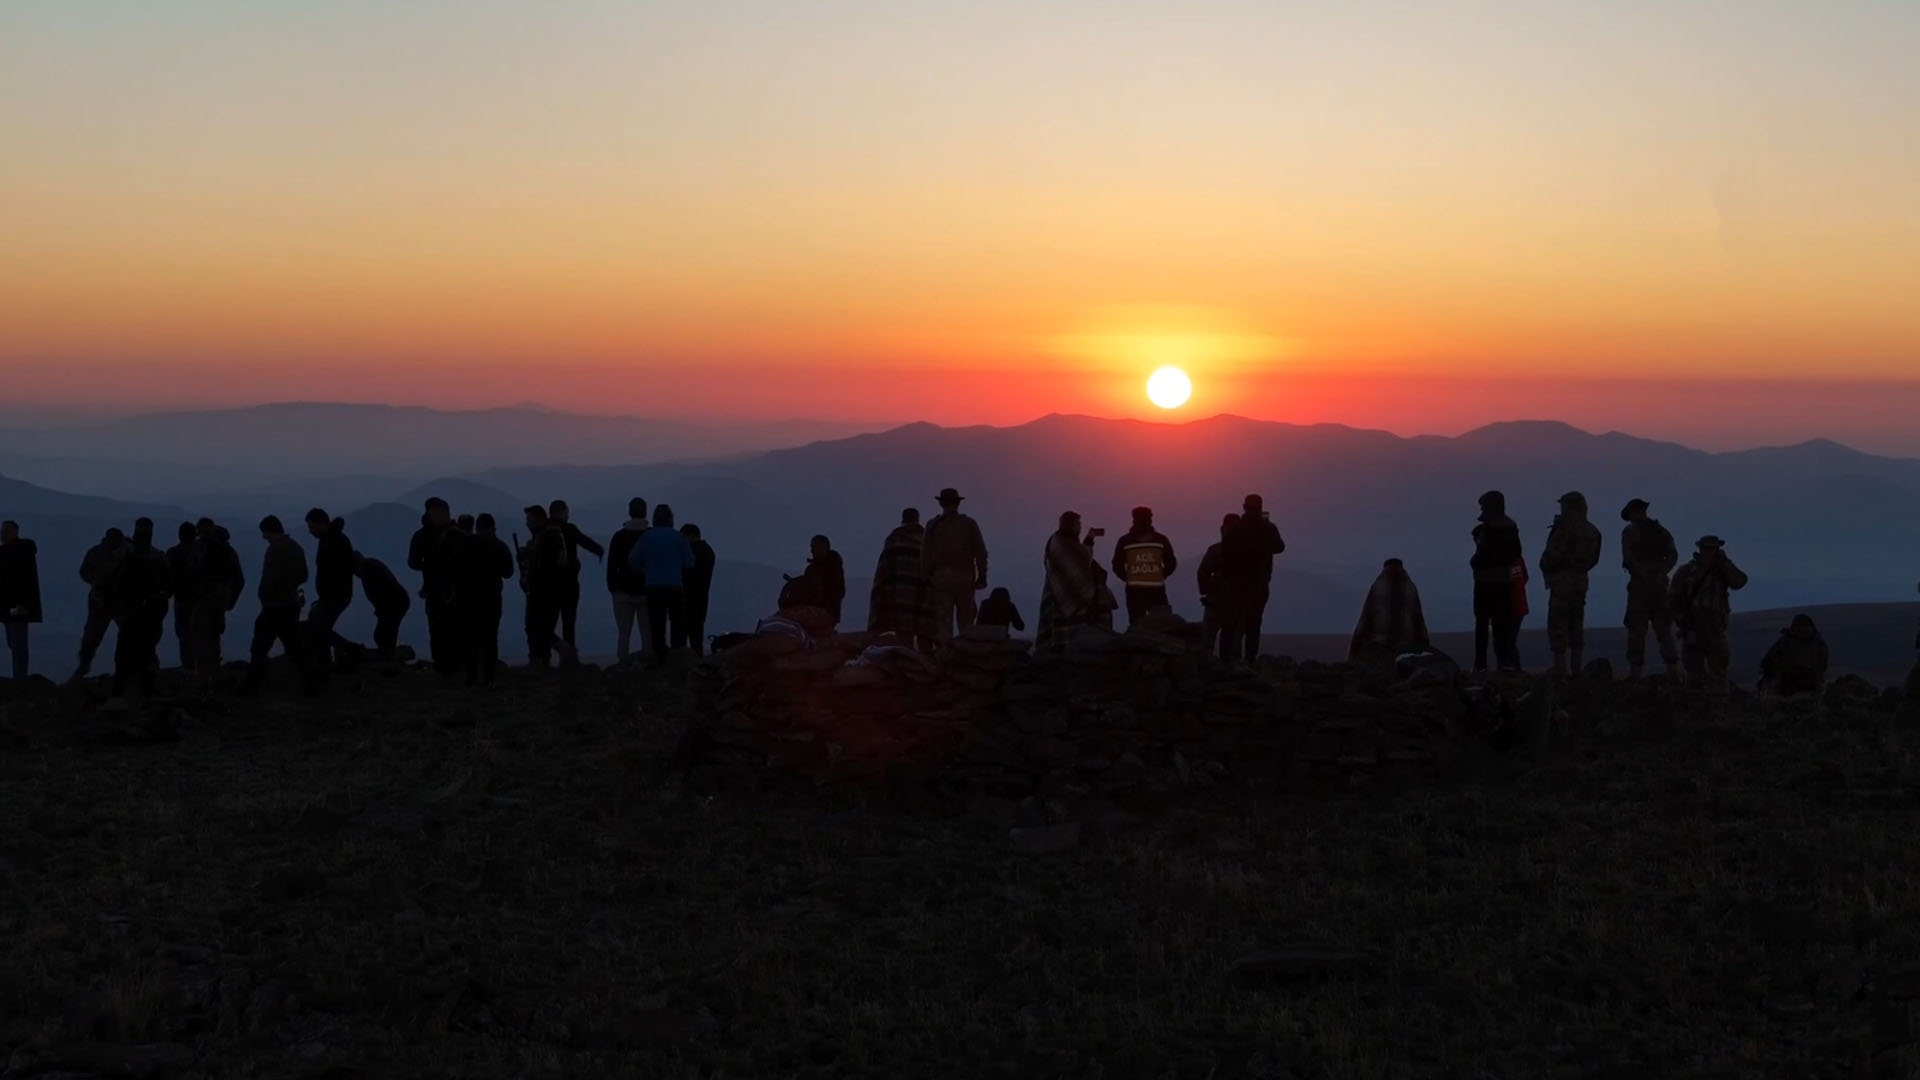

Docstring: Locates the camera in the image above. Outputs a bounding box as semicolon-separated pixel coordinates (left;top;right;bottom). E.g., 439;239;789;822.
1087;527;1106;539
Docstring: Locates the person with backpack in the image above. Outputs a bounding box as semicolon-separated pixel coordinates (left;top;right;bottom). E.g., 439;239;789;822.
679;523;716;655
1539;491;1603;677
1621;498;1681;680
633;504;694;666
605;498;651;663
187;518;244;680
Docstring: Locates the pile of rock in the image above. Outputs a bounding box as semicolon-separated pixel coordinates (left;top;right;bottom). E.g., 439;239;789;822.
687;615;1471;796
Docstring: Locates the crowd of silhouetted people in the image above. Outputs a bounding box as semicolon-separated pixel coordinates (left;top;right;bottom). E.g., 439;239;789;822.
0;482;1900;703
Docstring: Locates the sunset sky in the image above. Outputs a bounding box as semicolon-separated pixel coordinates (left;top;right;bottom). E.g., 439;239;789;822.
3;1;1916;445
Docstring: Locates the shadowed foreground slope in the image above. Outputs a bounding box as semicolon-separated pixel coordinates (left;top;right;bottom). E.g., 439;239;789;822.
4;662;1920;1078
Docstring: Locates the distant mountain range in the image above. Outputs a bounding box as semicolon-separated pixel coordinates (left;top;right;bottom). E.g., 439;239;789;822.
0;402;888;502
3;411;1918;678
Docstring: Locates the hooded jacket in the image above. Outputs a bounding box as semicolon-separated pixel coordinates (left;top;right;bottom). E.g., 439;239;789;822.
259;533;310;611
0;538;43;624
1113;526;1177;589
1539;493;1603;592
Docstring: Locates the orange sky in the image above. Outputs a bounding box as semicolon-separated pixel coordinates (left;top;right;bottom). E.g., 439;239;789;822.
2;2;1916;433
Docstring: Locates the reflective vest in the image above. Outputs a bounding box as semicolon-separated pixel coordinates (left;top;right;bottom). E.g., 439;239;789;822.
1119;540;1168;587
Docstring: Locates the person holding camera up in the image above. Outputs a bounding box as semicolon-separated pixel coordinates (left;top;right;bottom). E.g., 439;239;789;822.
1037;511;1117;649
1220;494;1286;663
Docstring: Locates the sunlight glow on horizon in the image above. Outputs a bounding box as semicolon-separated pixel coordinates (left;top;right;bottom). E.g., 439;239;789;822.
1;0;1916;428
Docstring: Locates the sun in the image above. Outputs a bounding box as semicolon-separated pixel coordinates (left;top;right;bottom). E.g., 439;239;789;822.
1145;366;1192;410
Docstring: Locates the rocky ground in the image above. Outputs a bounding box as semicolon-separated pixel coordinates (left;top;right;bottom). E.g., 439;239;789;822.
6;645;1920;1079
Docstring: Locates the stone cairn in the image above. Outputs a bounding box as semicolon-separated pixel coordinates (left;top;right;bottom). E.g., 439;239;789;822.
687;609;1473;796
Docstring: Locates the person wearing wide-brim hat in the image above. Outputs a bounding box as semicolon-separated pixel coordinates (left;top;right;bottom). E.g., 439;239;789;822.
921;487;989;642
1669;533;1749;687
1619;497;1681;680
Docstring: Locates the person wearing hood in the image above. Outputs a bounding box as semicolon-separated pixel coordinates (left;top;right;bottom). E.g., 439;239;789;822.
110;518;172;700
921;487;989;642
634;503;696;665
1112;506;1177;627
1620;498;1681;680
1349;558;1432;664
0;520;43;682
606;499;652;663
1197;514;1239;658
353;552;411;660
187;518;244;679
1220;494;1287;662
70;527;126;683
1760;613;1828;696
867;508;935;650
455;513;515;687
244;515;312;696
407;498;461;676
1470;490;1526;673
1669;535;1749;686
548;499;604;652
304;510;355;688
165;522;201;669
1539;491;1604;677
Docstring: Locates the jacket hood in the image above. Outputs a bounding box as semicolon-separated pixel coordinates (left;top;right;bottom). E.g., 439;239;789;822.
1557;492;1589;520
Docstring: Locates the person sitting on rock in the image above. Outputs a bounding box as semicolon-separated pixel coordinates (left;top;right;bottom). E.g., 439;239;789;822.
975;587;1025;633
1759;613;1829;696
1349;558;1431;665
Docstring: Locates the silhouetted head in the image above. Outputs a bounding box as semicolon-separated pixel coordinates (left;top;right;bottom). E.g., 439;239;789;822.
1220;513;1240;538
0;521;17;544
652;504;675;529
1243;494;1263;515
627;497;648;521
131;518;154;549
901;507;920;525
1058;511;1082;537
259;515;285;538
523;505;549;530
304;508;331;537
681;523;701;540
475;513;497;535
1790;613;1816;634
1621;498;1650;522
1696;535;1725;554
177;521;196;544
1132;506;1153;527
1557;491;1588;517
195;517;216;537
549;500;569;523
1384;557;1406;573
937;487;964;509
988;586;1011;602
1477;491;1506;519
810;534;831;556
103;528;125;547
424;498;451;528
457;514;474;533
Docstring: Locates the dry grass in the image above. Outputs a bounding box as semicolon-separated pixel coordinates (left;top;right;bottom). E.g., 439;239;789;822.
3;665;1920;1078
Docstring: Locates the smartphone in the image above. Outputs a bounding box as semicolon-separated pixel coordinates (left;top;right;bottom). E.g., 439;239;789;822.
1088;527;1106;539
